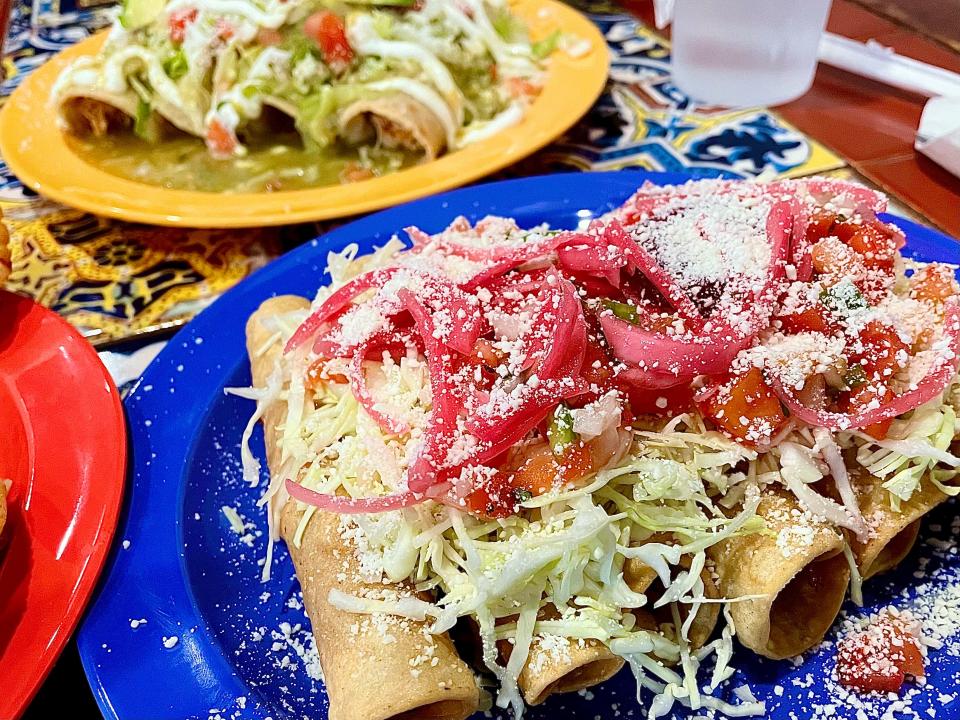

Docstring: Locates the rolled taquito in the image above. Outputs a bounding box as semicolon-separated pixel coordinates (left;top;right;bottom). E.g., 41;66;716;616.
851;469;947;579
58;92;141;138
248;296;480;720
495;603;623;706
340;94;447;160
707;489;850;660
625;554;721;651
517;622;623;706
54;54;206;138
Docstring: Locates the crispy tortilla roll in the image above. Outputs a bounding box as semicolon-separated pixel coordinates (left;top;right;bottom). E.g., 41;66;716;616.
248;296;480;720
707;490;850;660
852;470;947;579
340;94;447;160
625;556;721;650
58;93;138;137
495;605;623;706
57;91;177;142
518;633;623;706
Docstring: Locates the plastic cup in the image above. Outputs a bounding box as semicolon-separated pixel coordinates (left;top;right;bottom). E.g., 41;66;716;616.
670;0;833;107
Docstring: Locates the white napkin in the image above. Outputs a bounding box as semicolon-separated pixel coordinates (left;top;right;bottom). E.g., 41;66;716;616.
916;96;960;179
98;341;166;386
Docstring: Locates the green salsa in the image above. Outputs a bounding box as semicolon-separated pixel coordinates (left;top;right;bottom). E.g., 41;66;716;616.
67;130;416;193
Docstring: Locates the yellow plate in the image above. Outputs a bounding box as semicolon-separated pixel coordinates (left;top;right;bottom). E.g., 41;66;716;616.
0;0;608;228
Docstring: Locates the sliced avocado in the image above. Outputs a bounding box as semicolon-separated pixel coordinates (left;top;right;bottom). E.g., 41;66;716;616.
120;0;165;30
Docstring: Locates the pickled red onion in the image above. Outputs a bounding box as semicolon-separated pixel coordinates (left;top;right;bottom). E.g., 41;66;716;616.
600;200;794;385
350;336;411;436
400;290;464;493
286;267;399;352
532;271;587;380
285;478;421;513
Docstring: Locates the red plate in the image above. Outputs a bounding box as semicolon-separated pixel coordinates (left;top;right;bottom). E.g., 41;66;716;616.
0;290;126;718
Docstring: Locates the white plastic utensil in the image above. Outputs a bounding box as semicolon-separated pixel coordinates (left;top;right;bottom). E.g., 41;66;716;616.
818;32;960;98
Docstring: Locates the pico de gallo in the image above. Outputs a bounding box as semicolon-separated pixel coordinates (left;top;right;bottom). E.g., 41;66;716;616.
282;179;959;526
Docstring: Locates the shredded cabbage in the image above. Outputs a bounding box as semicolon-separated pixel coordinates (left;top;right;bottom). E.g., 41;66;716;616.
853;401;960;507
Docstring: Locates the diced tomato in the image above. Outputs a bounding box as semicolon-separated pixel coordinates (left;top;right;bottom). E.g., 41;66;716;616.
779;307;835;334
305;357;348;390
304;11;354;71
805;211;841;244
841;221;901;269
806;213;901;271
853;321;909;380
465;440;596;518
568;341;615;407
463;471;516;519
215;18;234;41
837;614;925;694
205;118;238;158
811;236;863;277
899;635;926;680
510;442;592;496
699;367;786;444
506;77;541;99
625;385;694;418
168;7;198;44
560;442;594;479
842;383;893;440
911;264;960;306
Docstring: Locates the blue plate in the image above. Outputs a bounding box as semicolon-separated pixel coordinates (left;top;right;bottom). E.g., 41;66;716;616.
79;172;960;720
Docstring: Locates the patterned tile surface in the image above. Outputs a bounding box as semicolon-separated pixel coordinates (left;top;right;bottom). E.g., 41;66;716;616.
0;0;846;346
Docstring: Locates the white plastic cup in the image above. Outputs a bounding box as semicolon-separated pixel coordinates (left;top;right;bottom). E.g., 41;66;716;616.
670;0;833;107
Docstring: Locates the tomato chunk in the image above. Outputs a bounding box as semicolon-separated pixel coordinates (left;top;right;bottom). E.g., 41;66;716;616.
463;471;516;519
842;383;893;440
846;223;900;269
569;341;615;407
205;118;238;158
464;440;596;519
911;264;960;306
304;11;354;71
305;357;348;390
510;442;593;496
837;614;925;694
779;307;835;334
853;321;909;380
699;367;786;444
805;211;840;244
625;385;694;418
811;236;864;278
168;7;198;43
